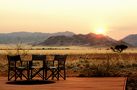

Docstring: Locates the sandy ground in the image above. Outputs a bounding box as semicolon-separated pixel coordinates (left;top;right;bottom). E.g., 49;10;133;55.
0;77;126;90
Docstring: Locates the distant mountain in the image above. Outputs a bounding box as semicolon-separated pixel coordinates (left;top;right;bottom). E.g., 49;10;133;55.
38;33;123;46
122;34;137;47
0;31;75;44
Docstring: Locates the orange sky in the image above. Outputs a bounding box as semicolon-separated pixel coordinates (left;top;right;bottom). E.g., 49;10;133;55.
0;0;137;40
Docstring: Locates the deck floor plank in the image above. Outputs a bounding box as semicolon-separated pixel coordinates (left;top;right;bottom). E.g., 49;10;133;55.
0;77;126;90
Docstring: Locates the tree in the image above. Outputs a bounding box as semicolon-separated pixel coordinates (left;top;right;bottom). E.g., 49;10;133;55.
110;44;128;53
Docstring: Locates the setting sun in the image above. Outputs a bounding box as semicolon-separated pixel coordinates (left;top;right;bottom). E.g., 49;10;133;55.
94;28;106;35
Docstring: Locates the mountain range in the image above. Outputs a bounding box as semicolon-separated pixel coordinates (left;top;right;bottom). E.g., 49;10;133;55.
38;33;119;46
0;31;136;47
121;34;137;47
0;31;74;44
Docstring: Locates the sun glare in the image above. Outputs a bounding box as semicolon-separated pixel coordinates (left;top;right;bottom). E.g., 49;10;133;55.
94;28;106;35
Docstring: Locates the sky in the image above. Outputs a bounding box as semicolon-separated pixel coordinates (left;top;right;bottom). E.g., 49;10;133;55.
0;0;137;40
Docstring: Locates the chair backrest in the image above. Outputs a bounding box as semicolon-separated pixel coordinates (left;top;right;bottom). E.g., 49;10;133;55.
54;55;67;67
7;55;21;61
31;54;47;67
7;55;21;67
32;54;46;61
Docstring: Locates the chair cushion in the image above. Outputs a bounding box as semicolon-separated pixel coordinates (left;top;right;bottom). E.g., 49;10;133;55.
49;66;57;69
17;66;26;69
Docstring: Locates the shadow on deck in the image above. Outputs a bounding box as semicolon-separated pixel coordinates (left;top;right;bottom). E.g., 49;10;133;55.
6;80;55;85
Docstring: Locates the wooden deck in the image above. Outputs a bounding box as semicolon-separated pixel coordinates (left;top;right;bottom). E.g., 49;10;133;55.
0;77;126;90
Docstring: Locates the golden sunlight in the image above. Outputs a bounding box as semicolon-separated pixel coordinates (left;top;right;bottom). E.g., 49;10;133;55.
94;28;106;35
